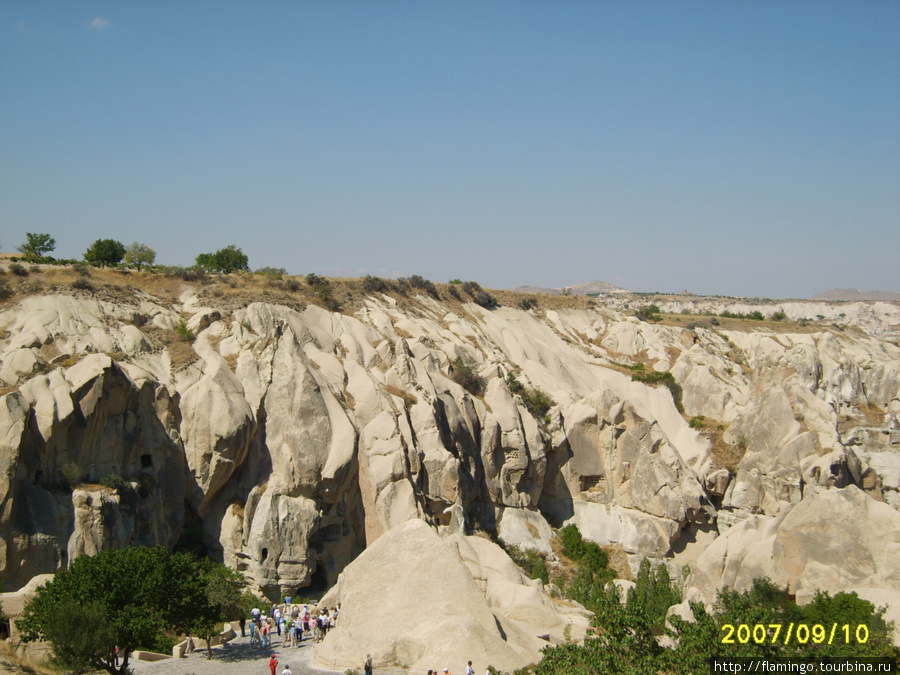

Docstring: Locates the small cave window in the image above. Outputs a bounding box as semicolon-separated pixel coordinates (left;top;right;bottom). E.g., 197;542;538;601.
260;547;268;562
35;470;43;483
580;474;605;492
140;454;153;468
323;523;342;542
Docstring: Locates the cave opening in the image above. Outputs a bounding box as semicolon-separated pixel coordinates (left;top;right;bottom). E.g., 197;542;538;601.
308;564;328;594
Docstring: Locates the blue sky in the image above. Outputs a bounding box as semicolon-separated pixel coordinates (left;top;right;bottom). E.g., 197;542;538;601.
2;1;898;298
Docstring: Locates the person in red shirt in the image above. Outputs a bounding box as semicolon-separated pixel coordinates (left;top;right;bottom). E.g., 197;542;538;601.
269;654;278;675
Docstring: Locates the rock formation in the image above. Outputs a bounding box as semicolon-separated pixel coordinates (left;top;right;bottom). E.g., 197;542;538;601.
0;270;899;665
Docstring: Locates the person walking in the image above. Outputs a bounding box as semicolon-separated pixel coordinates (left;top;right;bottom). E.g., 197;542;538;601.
281;665;292;675
466;661;474;675
269;654;278;675
364;653;373;675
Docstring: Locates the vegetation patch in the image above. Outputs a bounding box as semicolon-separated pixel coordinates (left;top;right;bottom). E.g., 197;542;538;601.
450;356;485;396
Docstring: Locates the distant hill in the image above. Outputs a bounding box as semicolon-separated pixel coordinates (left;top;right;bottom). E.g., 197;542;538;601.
811;289;900;301
513;280;629;296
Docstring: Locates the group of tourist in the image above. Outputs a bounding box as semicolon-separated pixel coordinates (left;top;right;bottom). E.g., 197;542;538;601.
245;601;340;649
423;661;486;675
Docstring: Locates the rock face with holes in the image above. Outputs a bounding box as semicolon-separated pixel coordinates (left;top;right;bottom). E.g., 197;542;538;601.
0;279;898;625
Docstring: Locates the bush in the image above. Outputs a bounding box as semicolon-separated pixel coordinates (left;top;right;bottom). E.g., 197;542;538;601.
0;278;12;299
506;372;525;394
507;545;550;584
362;275;392;294
163;266;205;282
447;284;462;300
461;280;481;296
521;387;555;419
518;296;538;310
772;310;787;321
284;278;300;292
688;415;706;429
449;278;462;284
255;266;285;279
176;320;195;342
72;263;91;277
408;274;439;299
450;356;485;396
636;304;662;322
306;273;340;311
9;262;27;276
60;462;83;489
474;289;498;309
98;474;129;493
72;278;94;291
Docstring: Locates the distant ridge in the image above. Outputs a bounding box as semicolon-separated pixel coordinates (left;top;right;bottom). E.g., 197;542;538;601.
513;280;629;296
810;289;900;301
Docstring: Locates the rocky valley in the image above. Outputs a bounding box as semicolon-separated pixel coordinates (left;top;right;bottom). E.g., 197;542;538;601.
1;265;899;669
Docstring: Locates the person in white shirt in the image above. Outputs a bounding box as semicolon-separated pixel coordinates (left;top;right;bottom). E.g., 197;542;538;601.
281;665;292;675
466;662;474;675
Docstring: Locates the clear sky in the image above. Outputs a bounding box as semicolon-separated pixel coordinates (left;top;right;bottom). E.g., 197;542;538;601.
2;1;899;298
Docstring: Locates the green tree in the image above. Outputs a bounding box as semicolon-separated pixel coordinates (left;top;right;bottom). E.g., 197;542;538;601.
123;242;156;270
17;232;56;262
17;546;229;674
84;239;126;267
195;245;249;274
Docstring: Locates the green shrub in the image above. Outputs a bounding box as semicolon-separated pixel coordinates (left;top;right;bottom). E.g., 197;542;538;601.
72;278;93;291
255;266;285;279
518;296;538;310
306;273;340;310
450;356;485;396
176;320;195;342
507;545;550;584
506;372;525;394
461;280;481;296
688;415;706;429
772;310;787;321
0;278;13;299
521;387;555;419
474;289;498;309
636;304;661;322
448;278;462;284
362;275;391;294
9;262;27;277
60;462;83;489
284;278;300;292
98;474;128;493
408;274;439;299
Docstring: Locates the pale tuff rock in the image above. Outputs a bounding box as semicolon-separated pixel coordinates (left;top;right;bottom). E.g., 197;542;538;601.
316;519;590;673
0;287;897;615
686;485;900;606
496;507;554;554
